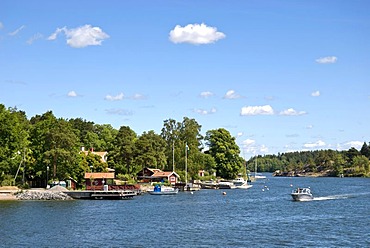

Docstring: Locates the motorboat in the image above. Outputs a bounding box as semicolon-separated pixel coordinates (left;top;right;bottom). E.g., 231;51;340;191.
218;181;236;189
233;178;253;189
236;182;253;189
291;187;313;201
147;185;179;195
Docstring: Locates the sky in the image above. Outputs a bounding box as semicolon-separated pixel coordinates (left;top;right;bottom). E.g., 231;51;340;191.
1;0;369;159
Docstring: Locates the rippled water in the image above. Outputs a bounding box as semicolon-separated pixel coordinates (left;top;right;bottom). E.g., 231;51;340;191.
1;175;369;247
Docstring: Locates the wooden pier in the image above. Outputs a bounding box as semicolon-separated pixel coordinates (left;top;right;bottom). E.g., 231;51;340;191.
66;190;136;200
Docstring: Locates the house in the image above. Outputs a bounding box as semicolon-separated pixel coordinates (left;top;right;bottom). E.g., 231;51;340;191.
84;172;115;190
80;147;108;163
138;168;180;185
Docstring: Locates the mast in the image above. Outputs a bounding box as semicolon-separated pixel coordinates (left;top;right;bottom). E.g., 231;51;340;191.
185;142;188;185
172;141;175;172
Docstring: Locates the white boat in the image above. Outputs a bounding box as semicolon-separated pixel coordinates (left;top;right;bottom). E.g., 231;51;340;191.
147;185;179;195
236;182;253;189
291;187;313;201
253;157;266;179
233;178;253;189
218;181;236;189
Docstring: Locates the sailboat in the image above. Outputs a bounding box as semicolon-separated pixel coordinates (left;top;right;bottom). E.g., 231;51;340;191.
253;157;266;180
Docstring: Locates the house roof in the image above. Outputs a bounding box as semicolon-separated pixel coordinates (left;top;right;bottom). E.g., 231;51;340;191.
152;171;180;178
81;151;108;163
84;172;115;179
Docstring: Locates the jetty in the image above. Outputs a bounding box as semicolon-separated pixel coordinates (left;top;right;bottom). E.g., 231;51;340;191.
66;190;136;200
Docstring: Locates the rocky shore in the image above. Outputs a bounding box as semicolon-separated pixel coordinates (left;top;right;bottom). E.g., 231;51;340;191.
16;190;72;200
0;186;73;201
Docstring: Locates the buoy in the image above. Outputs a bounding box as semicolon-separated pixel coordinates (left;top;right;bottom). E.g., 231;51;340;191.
222;192;227;195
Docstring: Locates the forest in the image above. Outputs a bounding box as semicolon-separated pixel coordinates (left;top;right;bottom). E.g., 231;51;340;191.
1;104;369;188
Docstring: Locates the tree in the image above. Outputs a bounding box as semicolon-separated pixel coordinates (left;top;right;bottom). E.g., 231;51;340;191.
0;105;30;185
109;126;137;175
360;142;370;159
205;128;243;179
134;130;167;172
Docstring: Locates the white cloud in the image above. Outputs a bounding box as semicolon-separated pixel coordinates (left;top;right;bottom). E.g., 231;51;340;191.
105;108;133;116
224;90;241;99
132;93;146;100
67;91;78;97
27;33;43;45
200;91;214;98
279;108;307;116
311;90;320;97
169;23;225;45
337;141;363;150
8;25;25;36
240;105;274;116
194;107;217;115
316;56;338;64
303;140;326;149
48;25;109;48
105;93;124;101
0;22;4;29
242;138;256;146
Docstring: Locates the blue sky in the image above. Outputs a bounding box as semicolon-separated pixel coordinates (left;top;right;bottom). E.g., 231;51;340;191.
1;0;369;158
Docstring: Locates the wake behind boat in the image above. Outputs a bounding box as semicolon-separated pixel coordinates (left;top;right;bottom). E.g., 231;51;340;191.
147;184;179;195
291;187;313;201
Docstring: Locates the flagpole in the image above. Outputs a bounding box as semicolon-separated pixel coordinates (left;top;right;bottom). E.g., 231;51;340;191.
172;141;175;172
185;142;188;185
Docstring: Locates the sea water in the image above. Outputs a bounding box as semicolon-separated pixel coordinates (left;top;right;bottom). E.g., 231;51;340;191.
0;175;369;247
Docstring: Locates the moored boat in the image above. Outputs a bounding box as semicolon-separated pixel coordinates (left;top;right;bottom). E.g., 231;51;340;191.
291;187;313;201
147;184;179;195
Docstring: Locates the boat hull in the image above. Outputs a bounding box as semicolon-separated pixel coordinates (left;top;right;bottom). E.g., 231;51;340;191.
147;189;179;195
291;193;313;201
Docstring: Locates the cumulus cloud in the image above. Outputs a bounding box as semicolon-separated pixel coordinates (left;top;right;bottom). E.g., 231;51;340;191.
279;108;307;116
303;140;326;149
169;23;225;45
240;105;274;116
311;90;320;97
200;91;214;98
316;56;338;64
48;24;109;48
8;25;25;36
27;33;43;44
105;93;124;101
224;90;242;99
194;107;217;115
337;141;363;150
67;91;78;97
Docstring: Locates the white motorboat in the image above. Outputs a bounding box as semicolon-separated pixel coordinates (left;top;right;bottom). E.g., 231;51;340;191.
218;181;236;189
291;187;313;201
147;185;179;195
233;178;253;189
236;182;253;189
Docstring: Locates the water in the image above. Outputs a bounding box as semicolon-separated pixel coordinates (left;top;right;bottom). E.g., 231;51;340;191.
1;175;369;248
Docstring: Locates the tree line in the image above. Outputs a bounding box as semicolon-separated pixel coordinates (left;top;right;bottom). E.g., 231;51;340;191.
1;103;369;188
247;145;370;177
0;104;243;188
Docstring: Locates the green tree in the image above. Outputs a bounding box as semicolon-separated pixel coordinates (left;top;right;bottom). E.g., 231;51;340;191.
134;130;167;172
0;105;30;185
205;128;243;179
109;126;137;175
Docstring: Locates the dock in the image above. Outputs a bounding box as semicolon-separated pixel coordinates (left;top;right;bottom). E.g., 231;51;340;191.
66;190;136;200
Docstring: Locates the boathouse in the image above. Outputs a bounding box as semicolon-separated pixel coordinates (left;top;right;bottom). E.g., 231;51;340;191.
84;172;115;190
138;168;180;185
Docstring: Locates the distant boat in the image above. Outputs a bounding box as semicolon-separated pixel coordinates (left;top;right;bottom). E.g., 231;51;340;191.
218;181;236;189
253;157;266;179
291;187;313;201
233;178;253;189
147;185;179;195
